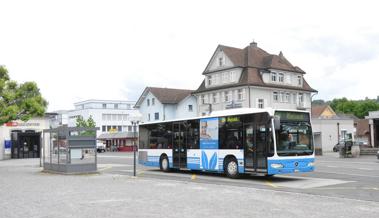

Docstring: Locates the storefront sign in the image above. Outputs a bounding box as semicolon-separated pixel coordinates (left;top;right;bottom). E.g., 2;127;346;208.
4;122;40;127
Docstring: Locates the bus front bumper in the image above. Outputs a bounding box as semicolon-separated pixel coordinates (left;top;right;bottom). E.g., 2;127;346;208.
267;158;315;175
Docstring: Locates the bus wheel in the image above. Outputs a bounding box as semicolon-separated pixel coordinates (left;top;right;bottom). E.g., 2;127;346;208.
225;158;239;179
160;156;169;172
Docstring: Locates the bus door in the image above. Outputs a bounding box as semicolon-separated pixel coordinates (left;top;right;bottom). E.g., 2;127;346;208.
243;123;255;169
255;124;268;172
173;122;187;168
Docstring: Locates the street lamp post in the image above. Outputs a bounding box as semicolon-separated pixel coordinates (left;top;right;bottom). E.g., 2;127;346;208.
131;120;139;177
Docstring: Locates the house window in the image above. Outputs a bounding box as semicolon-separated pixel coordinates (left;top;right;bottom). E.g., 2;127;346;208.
271;72;277;82
201;95;205;104
114;104;118;109
128;126;132;132
102;104;107;109
237;89;244;101
213;93;218;103
102;126;106;132
278;73;284;82
155;112;159;120
297;75;302;86
298;93;304;104
273;92;279;102
188;105;193;112
285;93;290;103
219;57;223;67
107;126;111;132
118;126;122;132
258;99;264;108
207;75;212;86
152;98;155;105
224;91;230;102
148;114;150;121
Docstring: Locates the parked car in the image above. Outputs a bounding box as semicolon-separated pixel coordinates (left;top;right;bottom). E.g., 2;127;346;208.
332;140;346;152
96;141;106;153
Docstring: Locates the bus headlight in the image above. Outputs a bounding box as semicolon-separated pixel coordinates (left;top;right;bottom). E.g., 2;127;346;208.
307;162;315;167
271;163;284;169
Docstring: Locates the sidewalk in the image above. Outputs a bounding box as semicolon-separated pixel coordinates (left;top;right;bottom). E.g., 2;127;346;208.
1;158;379;218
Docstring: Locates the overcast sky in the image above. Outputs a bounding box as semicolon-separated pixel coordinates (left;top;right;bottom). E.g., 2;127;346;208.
1;0;378;111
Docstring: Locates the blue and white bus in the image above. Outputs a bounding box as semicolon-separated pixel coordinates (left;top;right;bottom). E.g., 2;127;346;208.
138;108;315;178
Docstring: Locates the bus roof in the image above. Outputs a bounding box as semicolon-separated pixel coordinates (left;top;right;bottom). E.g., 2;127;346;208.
139;108;310;126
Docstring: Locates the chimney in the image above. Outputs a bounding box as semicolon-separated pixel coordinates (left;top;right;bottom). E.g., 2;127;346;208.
279;51;283;58
250;41;257;47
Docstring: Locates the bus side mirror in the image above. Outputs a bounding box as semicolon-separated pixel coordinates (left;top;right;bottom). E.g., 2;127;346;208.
274;116;281;131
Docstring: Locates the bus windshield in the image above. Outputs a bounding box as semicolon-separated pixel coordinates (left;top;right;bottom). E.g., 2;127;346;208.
276;121;314;156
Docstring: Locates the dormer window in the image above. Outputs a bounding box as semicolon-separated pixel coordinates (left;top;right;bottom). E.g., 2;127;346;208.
278;73;284;82
271;72;277;82
297;75;302;86
207;75;213;86
201;95;205;104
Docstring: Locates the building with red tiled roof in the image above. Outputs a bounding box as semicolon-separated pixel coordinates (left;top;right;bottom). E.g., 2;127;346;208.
193;42;317;115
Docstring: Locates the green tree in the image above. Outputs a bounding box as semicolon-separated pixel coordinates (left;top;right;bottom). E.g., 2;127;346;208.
329;97;379;119
75;115;96;136
0;66;48;125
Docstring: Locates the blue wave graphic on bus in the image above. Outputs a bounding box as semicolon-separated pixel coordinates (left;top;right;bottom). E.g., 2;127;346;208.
201;151;217;170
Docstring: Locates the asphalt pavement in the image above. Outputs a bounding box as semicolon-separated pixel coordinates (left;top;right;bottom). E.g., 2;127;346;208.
0;152;378;218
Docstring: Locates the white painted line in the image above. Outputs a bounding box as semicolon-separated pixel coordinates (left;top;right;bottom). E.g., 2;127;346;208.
98;155;135;159
118;169;353;189
315;170;379;178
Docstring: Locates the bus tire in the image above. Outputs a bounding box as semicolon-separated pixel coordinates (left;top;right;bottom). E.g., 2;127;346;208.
225;157;239;179
160;155;170;172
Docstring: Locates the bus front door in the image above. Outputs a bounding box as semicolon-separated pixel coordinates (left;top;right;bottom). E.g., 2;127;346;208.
173;123;187;168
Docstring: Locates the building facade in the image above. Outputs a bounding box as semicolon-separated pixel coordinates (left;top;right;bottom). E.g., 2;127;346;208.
0;115;55;160
135;87;197;123
311;105;355;152
67;100;141;150
366;111;379;148
193;42;317;115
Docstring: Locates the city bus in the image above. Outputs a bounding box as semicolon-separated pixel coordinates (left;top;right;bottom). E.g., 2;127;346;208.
138;108;315;178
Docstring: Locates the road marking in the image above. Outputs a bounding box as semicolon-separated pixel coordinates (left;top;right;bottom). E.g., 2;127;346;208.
265;181;278;188
314;170;379;178
98;155;134;159
191;174;197;180
316;160;379;165
98;166;112;172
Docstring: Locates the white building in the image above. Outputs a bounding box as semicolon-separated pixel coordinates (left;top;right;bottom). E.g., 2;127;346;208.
193;42;317;115
0;115;55;160
366;111;379;148
311;105;355;152
67;100;141;150
135;87;197;123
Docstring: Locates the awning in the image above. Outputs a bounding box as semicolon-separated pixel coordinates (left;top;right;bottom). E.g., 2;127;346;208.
97;132;138;140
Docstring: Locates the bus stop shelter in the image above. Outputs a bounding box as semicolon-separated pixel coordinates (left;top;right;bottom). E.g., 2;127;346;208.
42;126;98;174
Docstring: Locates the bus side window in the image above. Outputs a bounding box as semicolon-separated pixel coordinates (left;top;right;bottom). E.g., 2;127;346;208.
186;120;199;149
